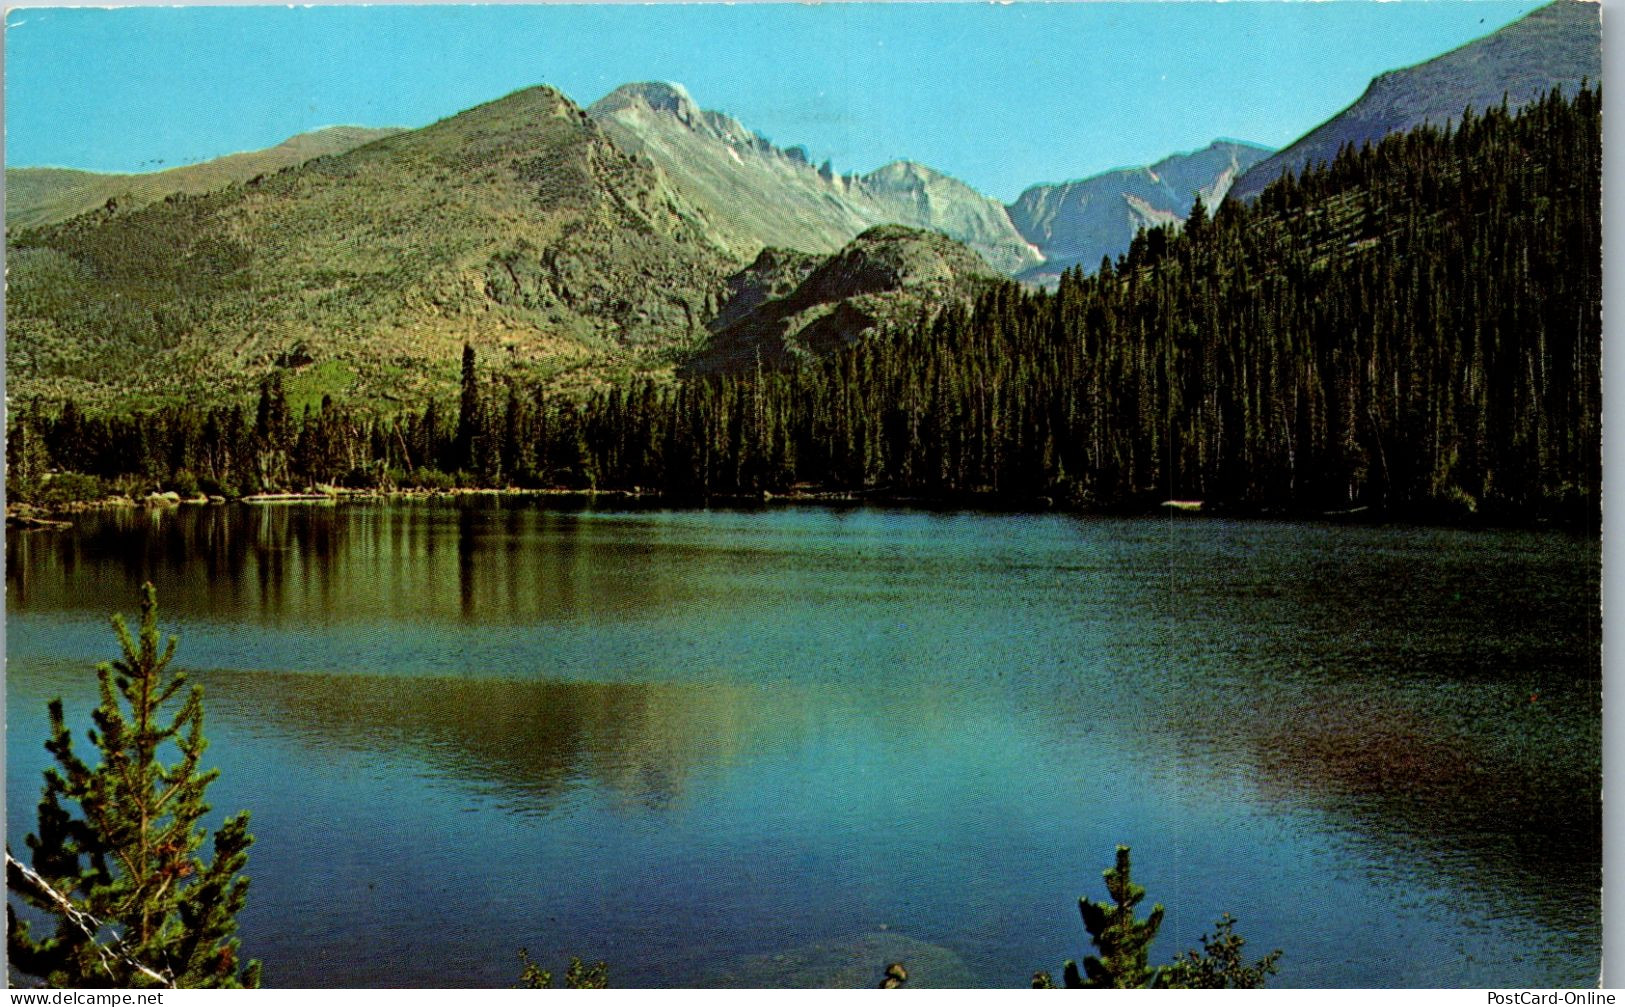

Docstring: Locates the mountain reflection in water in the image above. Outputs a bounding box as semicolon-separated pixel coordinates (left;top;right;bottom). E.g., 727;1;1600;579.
206;670;761;815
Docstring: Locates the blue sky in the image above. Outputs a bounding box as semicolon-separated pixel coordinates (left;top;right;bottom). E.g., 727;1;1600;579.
5;2;1547;202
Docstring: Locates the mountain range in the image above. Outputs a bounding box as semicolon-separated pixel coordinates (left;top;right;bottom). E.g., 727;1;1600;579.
1009;140;1269;283
7;86;738;408
8;81;1267;286
3;83;1258;408
587;80;1271;284
588;81;1046;277
3;0;1596;408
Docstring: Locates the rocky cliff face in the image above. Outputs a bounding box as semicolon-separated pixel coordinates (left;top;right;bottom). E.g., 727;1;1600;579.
688;225;1002;374
707;247;825;334
1009;140;1271;282
857;160;1043;277
1231;0;1600;202
589;82;1043;275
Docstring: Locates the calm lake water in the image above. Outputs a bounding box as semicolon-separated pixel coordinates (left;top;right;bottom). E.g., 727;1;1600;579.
5;501;1601;988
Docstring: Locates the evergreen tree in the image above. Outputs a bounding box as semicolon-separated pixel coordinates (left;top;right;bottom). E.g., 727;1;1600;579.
456;343;481;474
251;376;290;491
1163;914;1282;989
7;408;51;501
1066;845;1165;988
1034;847;1281;990
7;584;259;988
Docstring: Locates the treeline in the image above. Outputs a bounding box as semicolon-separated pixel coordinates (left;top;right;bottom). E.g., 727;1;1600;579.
9;87;1600;524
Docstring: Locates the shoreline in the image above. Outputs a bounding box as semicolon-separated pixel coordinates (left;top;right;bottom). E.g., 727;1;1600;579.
6;483;1595;535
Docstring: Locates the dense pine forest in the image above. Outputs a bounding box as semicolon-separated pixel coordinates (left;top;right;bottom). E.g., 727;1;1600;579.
8;86;1601;526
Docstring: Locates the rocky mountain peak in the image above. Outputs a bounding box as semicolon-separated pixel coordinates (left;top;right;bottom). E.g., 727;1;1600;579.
590;81;764;153
587;82;1040;275
598;81;699;121
863;160;946;189
1006;139;1273;282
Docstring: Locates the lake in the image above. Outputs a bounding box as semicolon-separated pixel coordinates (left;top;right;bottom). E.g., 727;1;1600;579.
5;500;1602;987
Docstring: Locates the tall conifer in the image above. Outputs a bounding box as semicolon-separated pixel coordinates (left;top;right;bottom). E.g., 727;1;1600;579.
7;585;259;988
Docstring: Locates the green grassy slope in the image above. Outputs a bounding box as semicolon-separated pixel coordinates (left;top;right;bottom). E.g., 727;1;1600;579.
6;126;403;231
7;87;740;409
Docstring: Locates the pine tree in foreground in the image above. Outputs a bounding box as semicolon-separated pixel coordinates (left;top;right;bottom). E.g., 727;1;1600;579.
1068;845;1165;988
1162;913;1282;989
1033;846;1280;989
7;583;260;988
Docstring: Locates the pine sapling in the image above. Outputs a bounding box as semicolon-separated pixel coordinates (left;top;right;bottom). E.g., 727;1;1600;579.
7;584;259;988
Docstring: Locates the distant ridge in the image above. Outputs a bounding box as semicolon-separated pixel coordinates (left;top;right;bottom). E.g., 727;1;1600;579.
1231;0;1600;202
1009;140;1271;282
5;126;403;230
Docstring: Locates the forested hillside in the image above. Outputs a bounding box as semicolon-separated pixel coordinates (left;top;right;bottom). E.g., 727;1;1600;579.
10;87;1600;525
666;86;1597;520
